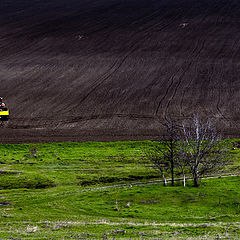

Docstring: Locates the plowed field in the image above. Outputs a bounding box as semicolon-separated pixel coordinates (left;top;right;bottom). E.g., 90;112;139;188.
0;0;240;142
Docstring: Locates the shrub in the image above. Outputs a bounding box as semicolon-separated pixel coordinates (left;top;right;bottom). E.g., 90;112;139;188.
0;173;55;189
78;174;159;186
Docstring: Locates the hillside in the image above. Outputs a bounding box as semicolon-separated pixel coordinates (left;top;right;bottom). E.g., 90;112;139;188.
1;0;240;142
0;141;239;238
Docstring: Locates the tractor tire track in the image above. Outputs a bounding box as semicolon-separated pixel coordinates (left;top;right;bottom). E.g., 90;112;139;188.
74;9;186;107
163;40;206;122
154;37;205;118
153;0;213;119
214;1;240;125
179;0;231;118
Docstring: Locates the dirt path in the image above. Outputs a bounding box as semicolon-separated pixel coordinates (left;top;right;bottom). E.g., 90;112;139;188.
80;174;239;192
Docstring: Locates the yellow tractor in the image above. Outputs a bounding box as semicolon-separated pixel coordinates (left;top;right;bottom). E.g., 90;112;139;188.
0;107;9;121
0;97;9;121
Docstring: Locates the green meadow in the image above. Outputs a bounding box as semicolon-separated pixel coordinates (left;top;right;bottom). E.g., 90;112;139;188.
0;141;239;239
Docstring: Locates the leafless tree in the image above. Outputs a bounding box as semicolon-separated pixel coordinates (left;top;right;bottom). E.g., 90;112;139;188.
145;144;169;186
144;120;179;186
162;120;179;186
178;116;230;187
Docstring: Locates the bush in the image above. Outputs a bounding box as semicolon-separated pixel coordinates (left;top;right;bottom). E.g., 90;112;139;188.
78;174;160;186
0;173;55;189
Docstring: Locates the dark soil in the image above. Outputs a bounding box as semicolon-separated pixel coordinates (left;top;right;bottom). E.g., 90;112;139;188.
0;0;240;142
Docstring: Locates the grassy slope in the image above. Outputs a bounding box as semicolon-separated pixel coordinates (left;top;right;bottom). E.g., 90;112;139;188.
0;141;239;239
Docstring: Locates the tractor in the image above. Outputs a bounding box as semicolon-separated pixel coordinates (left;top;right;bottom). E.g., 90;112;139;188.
0;97;9;121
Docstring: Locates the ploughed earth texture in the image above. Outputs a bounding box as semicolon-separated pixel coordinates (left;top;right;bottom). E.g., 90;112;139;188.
0;0;240;142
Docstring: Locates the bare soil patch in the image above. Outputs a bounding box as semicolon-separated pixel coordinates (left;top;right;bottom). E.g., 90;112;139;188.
1;0;240;142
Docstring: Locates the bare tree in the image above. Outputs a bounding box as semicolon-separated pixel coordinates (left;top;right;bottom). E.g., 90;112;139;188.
178;116;230;187
162;120;179;186
145;145;169;186
144;120;179;186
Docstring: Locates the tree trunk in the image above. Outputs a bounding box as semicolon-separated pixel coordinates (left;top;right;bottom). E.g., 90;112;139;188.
193;170;199;187
171;158;174;186
183;173;186;187
170;139;174;186
162;173;167;186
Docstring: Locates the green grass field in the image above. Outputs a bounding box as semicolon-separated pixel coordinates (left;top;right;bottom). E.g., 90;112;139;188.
0;141;239;239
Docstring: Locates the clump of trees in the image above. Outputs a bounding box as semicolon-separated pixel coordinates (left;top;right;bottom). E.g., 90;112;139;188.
145;116;231;187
